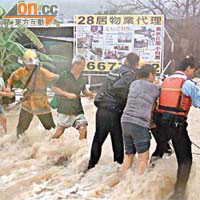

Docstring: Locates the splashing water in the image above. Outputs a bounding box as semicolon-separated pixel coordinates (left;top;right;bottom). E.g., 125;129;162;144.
1;98;200;200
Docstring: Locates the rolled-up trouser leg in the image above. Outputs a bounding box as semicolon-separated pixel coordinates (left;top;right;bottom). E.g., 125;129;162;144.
17;109;33;138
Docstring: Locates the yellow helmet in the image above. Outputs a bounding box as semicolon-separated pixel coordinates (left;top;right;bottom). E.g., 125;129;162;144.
23;49;38;65
138;57;146;68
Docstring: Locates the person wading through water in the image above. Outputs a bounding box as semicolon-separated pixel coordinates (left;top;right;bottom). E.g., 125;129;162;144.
120;64;160;176
0;65;15;134
88;53;140;170
51;55;95;140
151;55;200;200
6;49;59;139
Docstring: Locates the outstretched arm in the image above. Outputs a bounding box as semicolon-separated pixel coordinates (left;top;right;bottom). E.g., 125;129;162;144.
52;86;78;99
41;67;59;82
82;88;96;98
109;72;136;100
0;91;14;97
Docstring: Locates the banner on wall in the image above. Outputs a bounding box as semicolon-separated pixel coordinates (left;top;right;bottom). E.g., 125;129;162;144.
75;15;164;74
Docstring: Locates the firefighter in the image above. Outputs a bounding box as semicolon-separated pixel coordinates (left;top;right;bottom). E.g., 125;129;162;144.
6;49;58;139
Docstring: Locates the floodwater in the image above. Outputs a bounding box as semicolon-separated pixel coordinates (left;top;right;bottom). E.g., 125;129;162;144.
1;98;200;200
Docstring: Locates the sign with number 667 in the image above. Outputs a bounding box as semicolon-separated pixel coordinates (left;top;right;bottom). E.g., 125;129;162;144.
84;61;121;74
83;61;161;74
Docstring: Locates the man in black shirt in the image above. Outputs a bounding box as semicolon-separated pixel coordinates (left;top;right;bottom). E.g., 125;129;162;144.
52;55;95;140
88;53;140;169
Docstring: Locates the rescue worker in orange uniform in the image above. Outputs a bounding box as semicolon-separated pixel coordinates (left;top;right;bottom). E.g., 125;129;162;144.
151;55;199;200
6;49;59;139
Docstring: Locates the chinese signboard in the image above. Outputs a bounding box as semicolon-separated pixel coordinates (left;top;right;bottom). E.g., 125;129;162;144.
75;15;164;74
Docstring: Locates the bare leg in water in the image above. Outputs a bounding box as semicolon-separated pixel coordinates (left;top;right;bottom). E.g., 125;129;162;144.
0;114;7;134
120;154;134;177
52;127;66;139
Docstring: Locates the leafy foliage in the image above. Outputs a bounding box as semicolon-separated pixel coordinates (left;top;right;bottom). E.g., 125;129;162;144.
0;6;67;85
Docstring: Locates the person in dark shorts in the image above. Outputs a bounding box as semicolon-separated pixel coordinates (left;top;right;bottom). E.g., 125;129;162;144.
88;53;140;170
121;64;160;176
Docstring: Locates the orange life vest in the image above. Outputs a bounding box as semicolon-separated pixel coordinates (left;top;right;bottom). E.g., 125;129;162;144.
157;71;192;117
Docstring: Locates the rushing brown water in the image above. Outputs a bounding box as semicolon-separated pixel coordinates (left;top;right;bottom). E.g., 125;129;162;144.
1;97;200;200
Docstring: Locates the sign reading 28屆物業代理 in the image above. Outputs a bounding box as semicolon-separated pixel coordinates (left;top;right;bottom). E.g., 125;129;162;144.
75;15;164;74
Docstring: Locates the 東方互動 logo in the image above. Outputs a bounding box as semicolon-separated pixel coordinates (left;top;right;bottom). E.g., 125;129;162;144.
3;2;58;27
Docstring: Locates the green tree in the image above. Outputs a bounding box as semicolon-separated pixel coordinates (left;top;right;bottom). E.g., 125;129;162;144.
0;6;67;82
